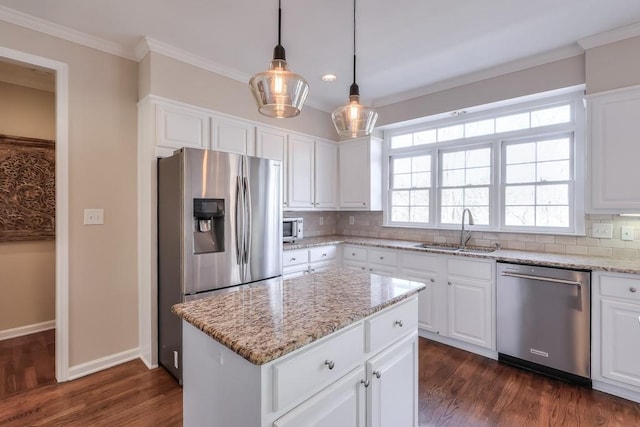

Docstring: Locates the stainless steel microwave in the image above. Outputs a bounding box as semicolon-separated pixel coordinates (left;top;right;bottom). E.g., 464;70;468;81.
283;217;303;242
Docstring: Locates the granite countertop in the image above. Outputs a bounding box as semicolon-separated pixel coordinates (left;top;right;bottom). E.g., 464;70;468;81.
285;235;640;274
172;268;425;365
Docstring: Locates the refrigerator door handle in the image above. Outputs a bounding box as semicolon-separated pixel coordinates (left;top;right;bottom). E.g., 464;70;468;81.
243;176;252;266
235;175;243;265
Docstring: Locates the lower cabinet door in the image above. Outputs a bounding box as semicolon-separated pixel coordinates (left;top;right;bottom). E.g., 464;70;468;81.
274;367;366;427
601;298;640;388
367;333;418;427
447;276;492;349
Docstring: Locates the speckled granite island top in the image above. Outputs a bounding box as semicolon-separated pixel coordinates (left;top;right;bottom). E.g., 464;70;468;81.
285;235;640;274
172;268;425;365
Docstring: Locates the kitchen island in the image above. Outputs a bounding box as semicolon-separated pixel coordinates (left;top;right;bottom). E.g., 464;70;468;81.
172;268;425;427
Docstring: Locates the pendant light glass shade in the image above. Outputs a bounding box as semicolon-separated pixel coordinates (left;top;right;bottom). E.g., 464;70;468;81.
249;1;309;119
332;0;378;138
331;92;378;138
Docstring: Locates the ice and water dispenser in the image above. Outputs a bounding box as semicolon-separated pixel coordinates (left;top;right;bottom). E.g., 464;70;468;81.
193;198;224;254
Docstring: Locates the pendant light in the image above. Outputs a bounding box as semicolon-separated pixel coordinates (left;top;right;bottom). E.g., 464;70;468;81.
331;0;378;138
249;0;309;118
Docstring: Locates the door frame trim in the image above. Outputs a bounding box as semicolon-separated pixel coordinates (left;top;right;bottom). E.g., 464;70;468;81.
0;46;70;382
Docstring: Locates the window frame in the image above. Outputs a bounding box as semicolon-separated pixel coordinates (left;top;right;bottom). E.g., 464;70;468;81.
382;90;586;235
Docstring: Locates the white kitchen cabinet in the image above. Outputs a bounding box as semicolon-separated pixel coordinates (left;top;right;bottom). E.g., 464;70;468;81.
283;245;338;279
342;245;399;278
587;85;640;212
314;139;338;209
288;134;316;209
211;115;255;155
367;333;418;427
182;296;419;427
274;367;366;427
155;101;209;150
287;135;338;210
401;252;440;335
338;136;382;210
592;271;640;403
256;126;288;208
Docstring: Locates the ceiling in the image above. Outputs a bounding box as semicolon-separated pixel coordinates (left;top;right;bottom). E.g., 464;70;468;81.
1;0;640;112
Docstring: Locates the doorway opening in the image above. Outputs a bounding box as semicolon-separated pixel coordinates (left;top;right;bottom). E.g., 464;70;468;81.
0;46;70;387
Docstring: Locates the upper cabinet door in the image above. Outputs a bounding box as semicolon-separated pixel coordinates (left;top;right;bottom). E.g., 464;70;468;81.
288;134;315;209
588;86;640;212
155;103;209;150
211;115;255;155
338;136;382;210
314;139;338;209
256;127;288;208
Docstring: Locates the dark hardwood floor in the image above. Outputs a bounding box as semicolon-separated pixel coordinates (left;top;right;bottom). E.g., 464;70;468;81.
1;335;639;426
0;329;55;399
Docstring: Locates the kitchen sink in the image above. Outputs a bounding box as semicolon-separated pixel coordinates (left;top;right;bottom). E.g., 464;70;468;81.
413;243;495;254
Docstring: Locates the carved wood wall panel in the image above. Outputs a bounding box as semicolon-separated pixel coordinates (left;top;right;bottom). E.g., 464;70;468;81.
0;134;55;242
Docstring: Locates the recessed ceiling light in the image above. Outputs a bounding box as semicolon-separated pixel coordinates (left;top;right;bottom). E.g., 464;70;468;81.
322;74;337;82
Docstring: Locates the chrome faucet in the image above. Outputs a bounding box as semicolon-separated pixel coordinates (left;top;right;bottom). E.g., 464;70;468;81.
460;208;474;249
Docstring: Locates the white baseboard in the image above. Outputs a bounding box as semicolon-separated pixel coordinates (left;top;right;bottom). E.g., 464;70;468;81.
0;320;55;341
593;380;640;403
140;354;158;370
68;347;141;381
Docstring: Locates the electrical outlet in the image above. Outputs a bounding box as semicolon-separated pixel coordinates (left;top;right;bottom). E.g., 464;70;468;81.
349;216;355;225
83;208;104;225
621;226;634;241
319;217;324;226
592;223;612;239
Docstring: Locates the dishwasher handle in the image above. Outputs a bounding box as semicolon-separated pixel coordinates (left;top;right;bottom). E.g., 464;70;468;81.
500;271;582;287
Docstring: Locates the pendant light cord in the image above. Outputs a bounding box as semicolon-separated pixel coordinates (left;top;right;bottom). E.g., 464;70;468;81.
278;0;282;46
352;0;357;86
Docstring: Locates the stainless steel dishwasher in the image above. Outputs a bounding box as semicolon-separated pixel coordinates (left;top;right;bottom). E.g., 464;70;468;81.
497;262;591;385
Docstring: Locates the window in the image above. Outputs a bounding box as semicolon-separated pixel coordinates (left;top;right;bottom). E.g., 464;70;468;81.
390;154;431;223
384;91;584;234
503;136;572;228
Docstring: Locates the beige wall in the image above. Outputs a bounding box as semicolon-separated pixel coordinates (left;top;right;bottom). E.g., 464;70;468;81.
585;36;640;94
0;81;56;331
143;52;337;140
377;55;585;127
0;21;139;366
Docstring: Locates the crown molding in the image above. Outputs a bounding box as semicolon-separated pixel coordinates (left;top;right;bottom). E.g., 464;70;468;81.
0;6;135;60
578;22;640;50
373;44;584;108
136;36;251;83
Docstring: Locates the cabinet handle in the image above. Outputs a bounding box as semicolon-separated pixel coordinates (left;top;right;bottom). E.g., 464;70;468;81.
394;320;404;327
310;268;315;272
361;379;370;388
310;202;314;206
290;257;296;261
631;287;637;293
352;253;356;256
369;268;373;272
448;281;452;286
361;267;366;270
430;278;435;283
379;256;384;260
362;202;366;206
373;370;381;379
322;253;327;257
324;360;335;370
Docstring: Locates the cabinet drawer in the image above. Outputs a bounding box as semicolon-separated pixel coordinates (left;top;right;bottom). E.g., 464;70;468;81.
402;252;438;272
309;245;337;263
283;249;309;267
343;245;367;262
272;323;364;412
447;258;493;280
600;275;640;302
366;297;418;355
367;248;397;267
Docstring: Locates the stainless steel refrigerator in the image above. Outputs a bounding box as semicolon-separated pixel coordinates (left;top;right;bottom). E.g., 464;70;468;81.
157;147;282;382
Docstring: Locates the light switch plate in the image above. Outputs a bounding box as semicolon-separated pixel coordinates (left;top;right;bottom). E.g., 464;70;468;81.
621;226;634;241
349;216;355;225
592;223;613;239
84;208;104;225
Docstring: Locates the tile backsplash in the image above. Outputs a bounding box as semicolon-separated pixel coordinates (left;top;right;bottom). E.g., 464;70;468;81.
289;211;640;259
